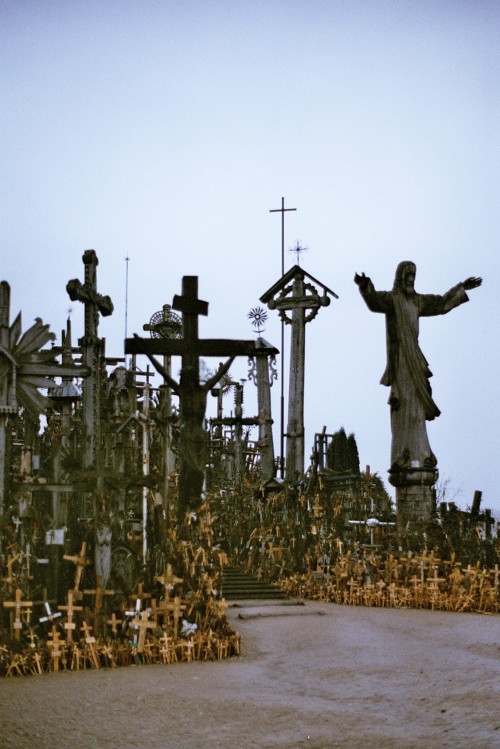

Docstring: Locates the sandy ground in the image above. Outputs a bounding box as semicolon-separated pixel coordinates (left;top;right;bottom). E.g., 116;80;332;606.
0;599;498;749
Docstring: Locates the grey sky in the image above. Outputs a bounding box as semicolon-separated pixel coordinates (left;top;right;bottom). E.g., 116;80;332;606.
2;1;499;512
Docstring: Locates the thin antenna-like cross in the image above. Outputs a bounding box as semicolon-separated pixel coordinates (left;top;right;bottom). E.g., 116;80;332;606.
124;256;130;341
269;197;297;478
269;197;297;275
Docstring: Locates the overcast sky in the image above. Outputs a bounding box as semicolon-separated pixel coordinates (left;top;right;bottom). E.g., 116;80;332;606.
2;1;499;514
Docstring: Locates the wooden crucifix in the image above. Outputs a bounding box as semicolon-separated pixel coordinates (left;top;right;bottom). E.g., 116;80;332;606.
67;250;113;483
126;275;278;520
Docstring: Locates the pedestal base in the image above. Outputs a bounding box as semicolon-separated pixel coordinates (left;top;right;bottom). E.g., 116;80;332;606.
389;467;438;533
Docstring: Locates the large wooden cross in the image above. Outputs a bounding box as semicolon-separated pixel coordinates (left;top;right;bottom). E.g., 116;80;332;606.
67;250;113;480
126;275;278;519
261;266;337;480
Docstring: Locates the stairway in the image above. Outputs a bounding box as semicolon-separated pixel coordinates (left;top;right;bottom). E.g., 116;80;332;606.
221;565;288;601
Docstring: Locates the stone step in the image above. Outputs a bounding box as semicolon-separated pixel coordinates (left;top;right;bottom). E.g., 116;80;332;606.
221;566;287;600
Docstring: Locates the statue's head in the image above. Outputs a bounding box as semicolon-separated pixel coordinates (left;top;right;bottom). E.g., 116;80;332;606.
393;261;416;295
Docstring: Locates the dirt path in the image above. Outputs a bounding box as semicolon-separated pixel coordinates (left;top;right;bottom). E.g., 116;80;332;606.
0;600;498;748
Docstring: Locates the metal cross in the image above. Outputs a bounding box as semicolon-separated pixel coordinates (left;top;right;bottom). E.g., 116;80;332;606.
269;198;297;476
269;197;297;275
289;241;307;266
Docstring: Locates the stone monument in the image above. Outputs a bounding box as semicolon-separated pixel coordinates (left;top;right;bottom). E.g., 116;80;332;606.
354;261;481;530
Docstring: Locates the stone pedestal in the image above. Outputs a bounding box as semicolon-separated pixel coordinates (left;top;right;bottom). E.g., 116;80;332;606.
389;466;438;532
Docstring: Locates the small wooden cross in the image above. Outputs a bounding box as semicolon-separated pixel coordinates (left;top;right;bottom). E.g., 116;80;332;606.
63;542;92;591
159;632;176;663
215;598;229;619
80;621;100;669
6;653;27;677
58;590;83;643
70;643;83;671
3;587;33;640
46;626;64;672
2;553;20;593
98;642;116;668
31;650;43;675
163;596;186;636
129;610;156;653
427;567;445;589
26;628;38;649
128;582;152;612
39;600;62;625
154;564;183;595
426;566;446;610
84;575;115;631
106;612;123;637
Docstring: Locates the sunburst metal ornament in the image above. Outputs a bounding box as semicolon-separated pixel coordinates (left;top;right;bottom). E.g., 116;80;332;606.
145;306;182;340
247;306;268;334
0;281;86;419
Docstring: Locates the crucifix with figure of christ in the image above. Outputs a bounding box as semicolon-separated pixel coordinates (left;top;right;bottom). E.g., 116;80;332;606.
66;250;113;488
126;275;278;520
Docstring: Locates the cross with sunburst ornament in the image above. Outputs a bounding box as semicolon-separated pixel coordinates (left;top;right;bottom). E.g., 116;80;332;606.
247;306;268;334
0;280;88;516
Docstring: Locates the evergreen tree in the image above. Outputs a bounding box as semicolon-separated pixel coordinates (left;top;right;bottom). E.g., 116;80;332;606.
347;433;360;475
327;427;360;474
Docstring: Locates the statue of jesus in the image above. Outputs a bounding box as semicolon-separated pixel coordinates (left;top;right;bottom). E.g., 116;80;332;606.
354;261;481;486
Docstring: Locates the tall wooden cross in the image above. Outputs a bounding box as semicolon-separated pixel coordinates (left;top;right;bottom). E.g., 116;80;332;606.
261;266;337;480
67;250;113;482
126;275;278;520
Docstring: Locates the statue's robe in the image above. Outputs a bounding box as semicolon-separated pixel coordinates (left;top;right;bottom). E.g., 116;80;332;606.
178;380;209;513
358;280;469;476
